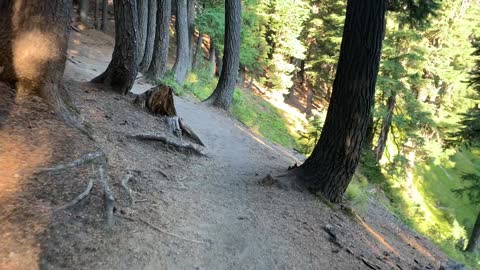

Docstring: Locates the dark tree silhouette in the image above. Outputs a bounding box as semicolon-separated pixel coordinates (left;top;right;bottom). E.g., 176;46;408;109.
146;0;172;79
0;0;76;124
297;0;387;203
204;0;241;110
374;93;396;161
92;0;138;95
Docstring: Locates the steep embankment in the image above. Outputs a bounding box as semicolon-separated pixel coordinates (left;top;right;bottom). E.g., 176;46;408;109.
1;29;452;270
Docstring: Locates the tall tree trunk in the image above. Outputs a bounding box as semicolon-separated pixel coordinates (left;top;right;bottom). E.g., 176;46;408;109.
215;49;222;76
92;0;138;95
0;0;76;124
79;0;89;22
374;93;396;161
204;0;241;110
209;40;216;76
192;32;203;69
298;0;387;203
466;211;480;252
364;114;375;150
139;0;157;72
101;0;108;31
173;0;189;84
305;87;313;117
136;0;148;65
94;0;101;29
146;0;172;80
187;0;195;70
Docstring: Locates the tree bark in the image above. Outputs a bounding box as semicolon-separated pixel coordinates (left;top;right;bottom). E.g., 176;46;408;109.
92;0;138;95
187;0;195;70
209;39;216;76
364;114;375;150
101;0;108;31
79;0;89;23
204;0;241;110
298;0;387;203
0;0;76;124
173;0;189;84
374;93;396;161
215;49;223;76
146;0;172;80
136;0;148;65
139;0;157;72
94;0;101;29
192;32;203;69
466;211;480;252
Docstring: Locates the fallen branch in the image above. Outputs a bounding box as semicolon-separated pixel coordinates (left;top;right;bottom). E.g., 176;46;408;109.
129;133;207;157
121;171;135;206
38;150;105;173
118;214;207;244
55;179;93;211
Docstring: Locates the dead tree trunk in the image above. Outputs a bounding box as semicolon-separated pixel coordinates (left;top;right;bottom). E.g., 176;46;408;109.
173;0;189;85
146;0;172;80
139;0;157;72
92;0;138;95
0;0;77;124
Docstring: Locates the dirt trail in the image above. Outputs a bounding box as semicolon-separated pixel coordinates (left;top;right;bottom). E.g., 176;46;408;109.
1;29;451;270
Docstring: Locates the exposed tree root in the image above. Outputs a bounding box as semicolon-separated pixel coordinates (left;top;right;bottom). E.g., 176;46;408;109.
118;214;208;244
121;171;135;206
38;150;106;173
179;118;205;146
56;179;93;211
99;164;115;227
129;133;208;157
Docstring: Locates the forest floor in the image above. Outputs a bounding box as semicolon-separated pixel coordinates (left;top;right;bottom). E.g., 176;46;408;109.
0;29;457;270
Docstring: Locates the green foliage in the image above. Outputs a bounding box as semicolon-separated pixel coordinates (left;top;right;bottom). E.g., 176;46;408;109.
296;114;325;155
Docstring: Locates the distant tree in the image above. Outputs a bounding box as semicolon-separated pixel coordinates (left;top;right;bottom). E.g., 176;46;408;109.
453;173;480;252
173;0;190;84
0;0;77;124
139;0;157;72
92;0;138;95
296;0;387;203
136;0;149;65
101;0;109;31
146;0;172;80
187;0;196;70
79;0;89;22
204;0;241;110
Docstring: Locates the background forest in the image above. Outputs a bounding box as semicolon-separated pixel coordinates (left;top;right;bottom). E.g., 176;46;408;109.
149;0;480;266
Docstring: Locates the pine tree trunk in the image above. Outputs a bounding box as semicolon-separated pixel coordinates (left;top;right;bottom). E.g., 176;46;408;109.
136;0;148;65
209;40;216;76
374;93;396;161
215;49;223;76
139;0;157;72
192;32;203;69
466;211;480;252
0;0;76;124
146;0;172;80
187;0;195;70
298;0;387;203
94;0;101;29
364;114;375;150
92;0;138;95
173;0;189;84
101;0;108;31
204;0;241;110
79;0;89;22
